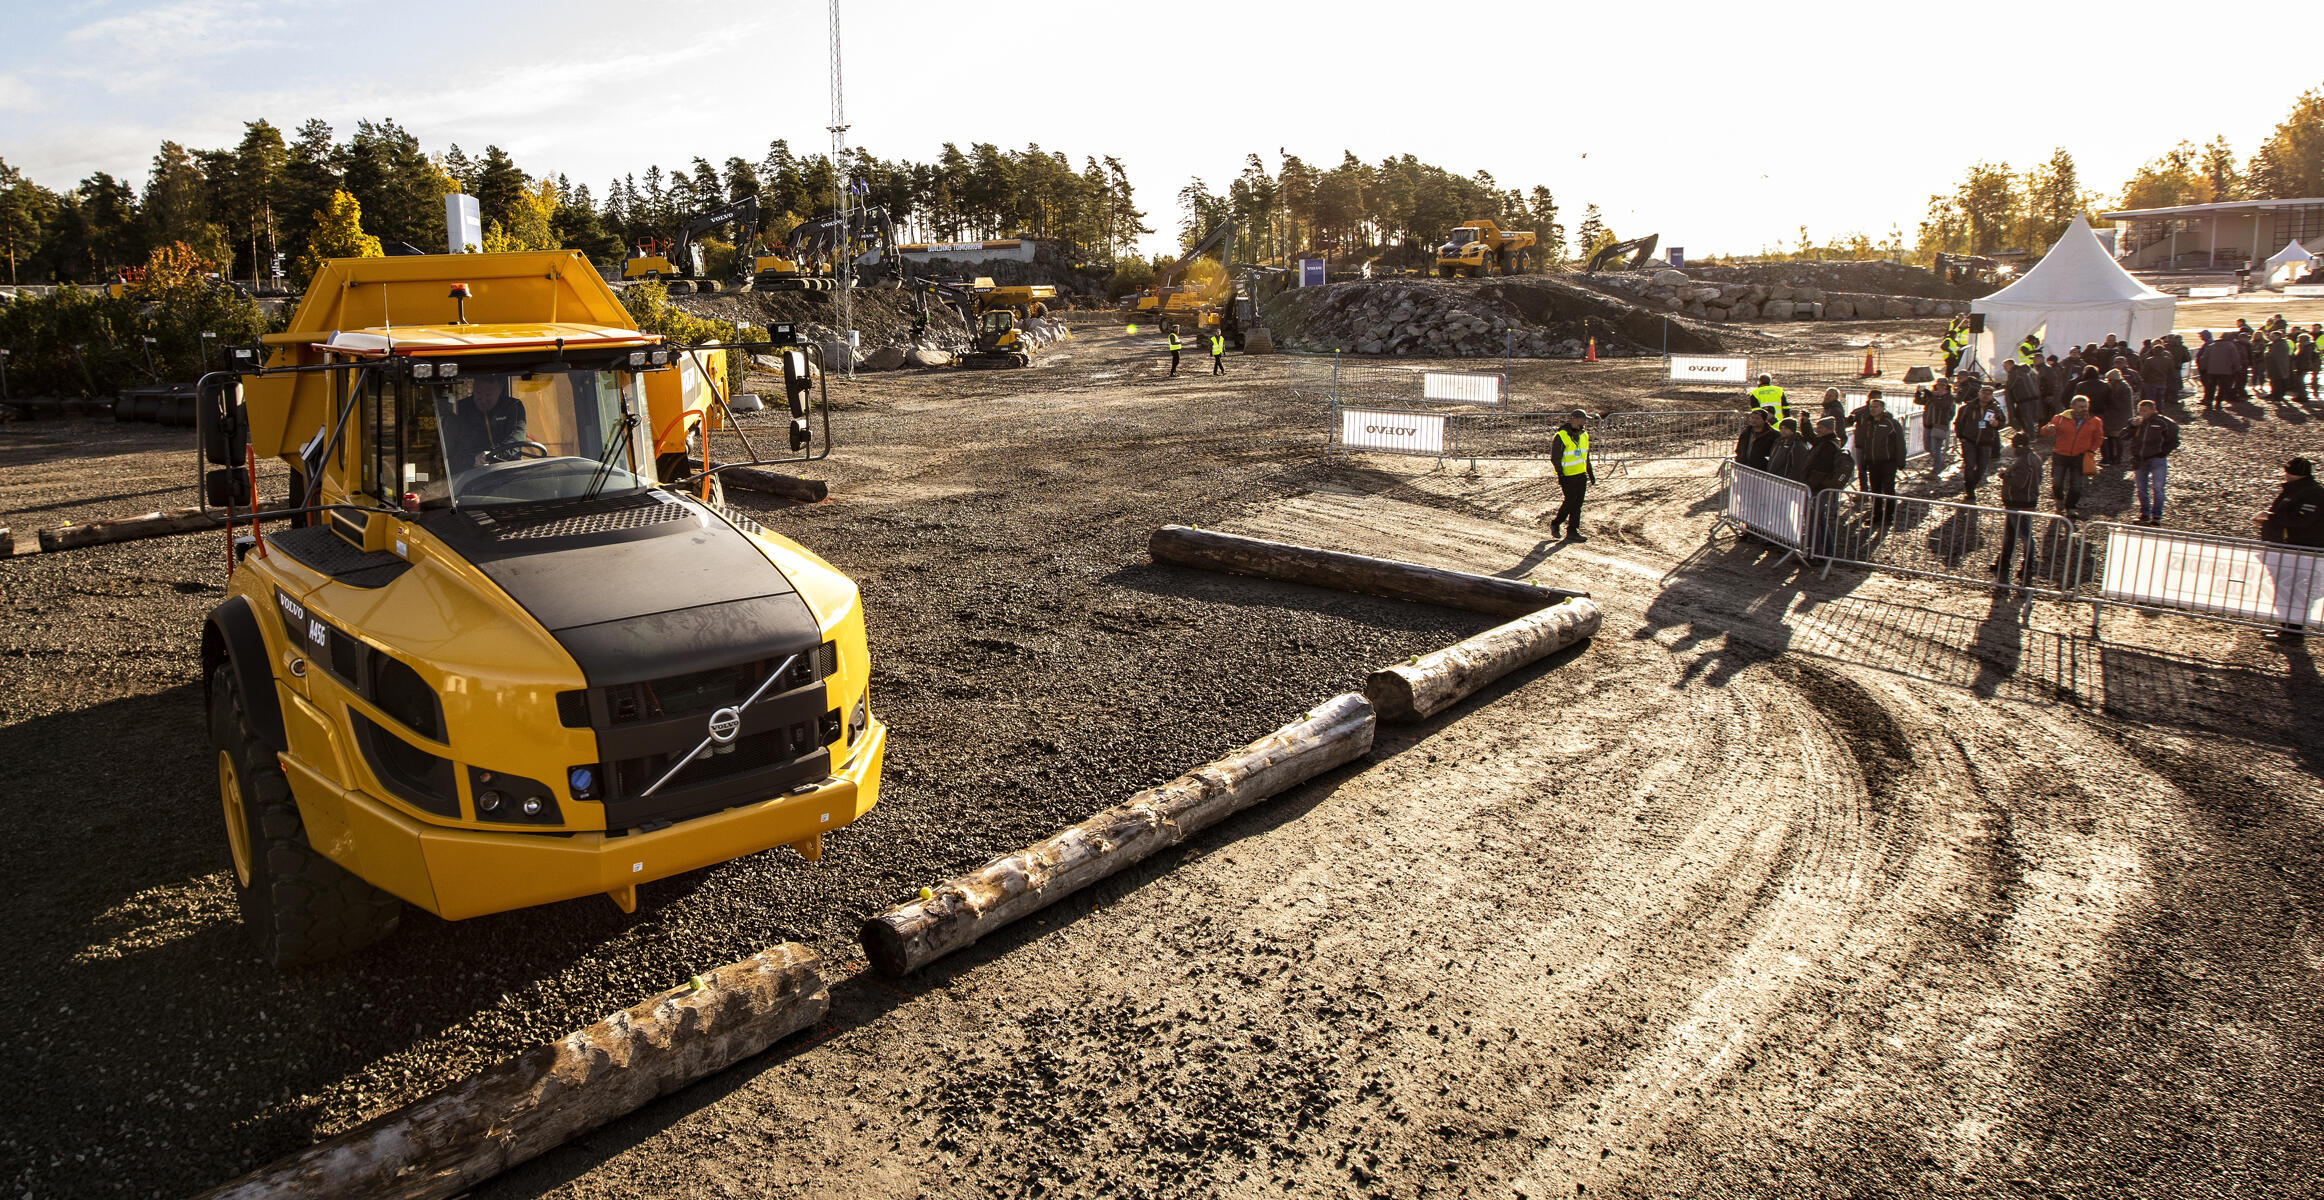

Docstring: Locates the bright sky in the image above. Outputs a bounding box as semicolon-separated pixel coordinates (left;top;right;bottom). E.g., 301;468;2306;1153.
1;0;2310;260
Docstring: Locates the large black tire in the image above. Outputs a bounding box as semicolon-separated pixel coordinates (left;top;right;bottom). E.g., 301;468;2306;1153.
210;663;401;967
665;279;695;296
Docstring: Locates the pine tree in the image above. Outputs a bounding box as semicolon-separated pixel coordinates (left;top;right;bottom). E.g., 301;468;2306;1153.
473;145;526;232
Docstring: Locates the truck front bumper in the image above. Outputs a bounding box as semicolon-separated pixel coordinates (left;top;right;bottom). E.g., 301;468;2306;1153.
280;719;887;920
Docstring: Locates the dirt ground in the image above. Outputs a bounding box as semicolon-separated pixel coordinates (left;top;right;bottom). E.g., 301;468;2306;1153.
1;312;2319;1199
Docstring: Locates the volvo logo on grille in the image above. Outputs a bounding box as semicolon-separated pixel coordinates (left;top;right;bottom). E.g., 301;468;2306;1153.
707;707;742;744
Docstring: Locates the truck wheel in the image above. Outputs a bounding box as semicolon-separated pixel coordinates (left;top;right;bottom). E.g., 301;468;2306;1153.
210;663;401;968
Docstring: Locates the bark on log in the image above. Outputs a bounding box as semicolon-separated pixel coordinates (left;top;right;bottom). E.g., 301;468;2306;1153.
862;693;1376;977
35;499;286;553
197;943;829;1200
1148;525;1585;616
1365;598;1602;722
710;463;829;502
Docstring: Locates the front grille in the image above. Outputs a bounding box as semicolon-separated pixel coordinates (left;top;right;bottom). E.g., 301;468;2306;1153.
466;492;692;540
579;641;837;728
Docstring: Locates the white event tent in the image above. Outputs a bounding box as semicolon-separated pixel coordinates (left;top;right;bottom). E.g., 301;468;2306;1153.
2265;239;2316;284
1971;215;2176;368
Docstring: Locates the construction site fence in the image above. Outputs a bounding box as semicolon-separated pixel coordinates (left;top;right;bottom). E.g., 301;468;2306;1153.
1288;356;1510;408
1663;350;1943;394
1712;472;2319;637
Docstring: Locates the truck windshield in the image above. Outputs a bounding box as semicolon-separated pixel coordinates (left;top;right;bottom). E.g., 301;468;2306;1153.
381;368;648;509
1448;228;1477;246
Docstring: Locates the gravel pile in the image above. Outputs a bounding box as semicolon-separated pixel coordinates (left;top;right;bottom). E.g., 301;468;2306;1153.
1263;276;1730;359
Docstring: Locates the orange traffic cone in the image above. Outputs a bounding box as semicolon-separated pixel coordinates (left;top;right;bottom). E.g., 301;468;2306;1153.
1584;336;1597;363
1859;348;1878;377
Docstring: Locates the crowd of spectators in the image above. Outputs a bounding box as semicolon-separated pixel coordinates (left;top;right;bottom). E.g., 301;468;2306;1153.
1732;320;2324;600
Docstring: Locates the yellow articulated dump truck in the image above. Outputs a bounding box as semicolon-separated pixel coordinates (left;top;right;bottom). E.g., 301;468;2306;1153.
198;250;882;966
1436;219;1536;278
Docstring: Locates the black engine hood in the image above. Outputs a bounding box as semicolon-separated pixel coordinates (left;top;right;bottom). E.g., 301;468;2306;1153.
424;491;823;687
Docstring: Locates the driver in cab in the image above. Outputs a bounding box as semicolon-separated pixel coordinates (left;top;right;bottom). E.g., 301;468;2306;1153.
444;376;530;469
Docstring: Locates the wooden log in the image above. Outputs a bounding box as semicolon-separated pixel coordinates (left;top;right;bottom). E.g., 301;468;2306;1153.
709;462;828;503
863;693;1376;977
1148;525;1585;616
197;943;829;1200
1365;598;1602;722
34;498;286;554
0;528;12;558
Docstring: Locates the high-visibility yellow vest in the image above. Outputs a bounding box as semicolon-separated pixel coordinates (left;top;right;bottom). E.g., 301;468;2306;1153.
1168;332;1180;350
1554;428;1589;476
1209;335;1224;355
1748;384;1786;424
2016;336;2040;364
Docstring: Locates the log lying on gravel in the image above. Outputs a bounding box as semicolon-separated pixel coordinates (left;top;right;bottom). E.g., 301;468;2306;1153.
31;498;289;554
1149;525;1584;616
198;943;829;1200
1365;598;1602;722
863;693;1377;977
710;463;829;503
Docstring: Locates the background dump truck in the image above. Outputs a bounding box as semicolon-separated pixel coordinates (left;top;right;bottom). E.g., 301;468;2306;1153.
1435;219;1536;277
199;250;883;966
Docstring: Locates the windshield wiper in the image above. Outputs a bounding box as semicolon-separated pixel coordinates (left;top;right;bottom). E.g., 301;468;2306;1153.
583;404;638;501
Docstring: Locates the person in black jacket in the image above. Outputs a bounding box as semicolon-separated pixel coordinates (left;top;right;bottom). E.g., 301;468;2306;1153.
1855;402;1908;524
1803;417;1851;555
2254;457;2324;639
1953;386;2007;505
2120;400;2180;525
1767;418;1810;482
1994;435;2046;587
1734;409;1778;472
1914;378;1957;481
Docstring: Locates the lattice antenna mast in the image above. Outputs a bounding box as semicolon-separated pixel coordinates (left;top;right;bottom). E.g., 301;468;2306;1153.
827;0;853;374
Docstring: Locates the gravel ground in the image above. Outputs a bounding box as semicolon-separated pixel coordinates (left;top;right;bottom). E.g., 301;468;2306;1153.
2;315;2319;1198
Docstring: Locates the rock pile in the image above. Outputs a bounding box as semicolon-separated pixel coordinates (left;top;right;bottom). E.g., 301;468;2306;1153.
1264;276;1730;359
1583;262;1978;322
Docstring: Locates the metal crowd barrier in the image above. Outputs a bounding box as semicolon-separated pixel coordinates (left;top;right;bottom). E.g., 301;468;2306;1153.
1715;462;1813;565
2078;522;2324;637
1594;409;1745;463
1287;355;1509;408
1808;488;2078;597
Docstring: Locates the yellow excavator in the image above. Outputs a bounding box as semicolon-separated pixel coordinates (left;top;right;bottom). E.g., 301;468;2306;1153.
195;250;882;965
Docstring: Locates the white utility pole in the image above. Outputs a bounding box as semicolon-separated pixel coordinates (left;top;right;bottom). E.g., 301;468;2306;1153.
827;0;853;378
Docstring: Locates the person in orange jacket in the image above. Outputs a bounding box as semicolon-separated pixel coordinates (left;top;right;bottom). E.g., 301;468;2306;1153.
2041;393;2106;514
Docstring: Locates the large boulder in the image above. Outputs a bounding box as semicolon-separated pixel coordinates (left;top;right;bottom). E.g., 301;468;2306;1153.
1795;285;1826;304
862;344;909;371
1761;299;1796;321
1728;300;1760;321
1651;269;1690;287
1823;297;1856;320
906;347;952;368
1768;284;1796;302
1881;298;1915;319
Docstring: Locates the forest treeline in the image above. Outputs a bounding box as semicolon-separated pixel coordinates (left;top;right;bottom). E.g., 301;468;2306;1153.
0;120;1151;287
5;81;2324;291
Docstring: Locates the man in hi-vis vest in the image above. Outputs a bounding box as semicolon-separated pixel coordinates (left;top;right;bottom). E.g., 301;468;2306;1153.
1548;409;1596;541
1166;326;1182;377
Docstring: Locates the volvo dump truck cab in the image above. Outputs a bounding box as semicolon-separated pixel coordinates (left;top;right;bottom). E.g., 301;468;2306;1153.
1436;220;1536;277
200;250;883;966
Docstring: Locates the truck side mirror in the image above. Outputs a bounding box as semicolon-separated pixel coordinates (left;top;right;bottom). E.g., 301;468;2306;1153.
781;348;812;451
200;376;246;467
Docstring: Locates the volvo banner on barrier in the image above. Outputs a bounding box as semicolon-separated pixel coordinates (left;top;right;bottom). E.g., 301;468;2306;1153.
1300;259;1327;287
1338;408;1445;455
1666;355;1749;385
